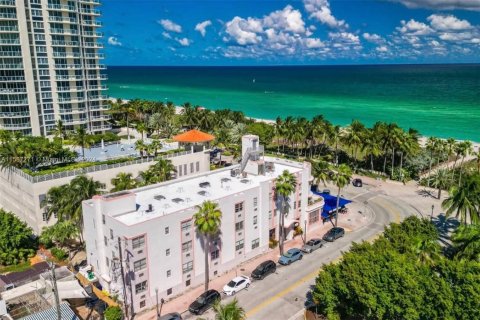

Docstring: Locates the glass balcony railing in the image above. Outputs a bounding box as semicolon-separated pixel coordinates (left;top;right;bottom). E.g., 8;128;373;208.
1;123;31;129
0;111;30;118
0;13;17;19
0;1;16;7
51;40;80;46
0;76;25;81
0;26;18;32
50;28;79;35
47;4;76;12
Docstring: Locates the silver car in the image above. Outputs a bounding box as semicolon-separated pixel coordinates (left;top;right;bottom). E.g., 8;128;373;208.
301;238;323;253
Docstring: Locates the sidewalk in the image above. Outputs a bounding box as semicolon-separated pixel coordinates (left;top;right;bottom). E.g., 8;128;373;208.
137;203;372;320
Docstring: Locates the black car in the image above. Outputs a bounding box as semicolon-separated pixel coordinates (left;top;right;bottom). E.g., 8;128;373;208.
251;260;276;280
322;227;345;242
189;289;221;315
158;313;182;320
352;178;363;187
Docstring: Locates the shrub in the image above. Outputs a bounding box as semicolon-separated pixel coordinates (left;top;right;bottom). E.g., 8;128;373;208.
50;247;68;261
269;238;278;249
0;209;36;266
104;306;123;320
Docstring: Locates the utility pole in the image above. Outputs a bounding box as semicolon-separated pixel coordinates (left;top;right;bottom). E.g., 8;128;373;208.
155;288;159;319
48;261;62;320
303;219;307;245
118;237;129;319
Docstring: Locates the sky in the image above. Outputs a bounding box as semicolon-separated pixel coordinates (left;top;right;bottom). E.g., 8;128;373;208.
101;0;480;65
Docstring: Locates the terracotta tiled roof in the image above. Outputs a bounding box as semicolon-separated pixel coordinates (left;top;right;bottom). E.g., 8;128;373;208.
173;129;215;143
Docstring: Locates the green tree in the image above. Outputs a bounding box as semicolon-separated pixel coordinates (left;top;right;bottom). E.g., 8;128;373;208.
52;120;66;141
213;298;245;320
193;200;222;291
330;164;352;227
39;220;79;249
150;158;176;182
71;127;91;158
111;172;137;192
104;306;123;320
311;159;331;187
451;224;480;261
275;170;297;255
429;168;450;199
0;209;36;265
246;122;275;146
341;119;365;169
442;173;480;224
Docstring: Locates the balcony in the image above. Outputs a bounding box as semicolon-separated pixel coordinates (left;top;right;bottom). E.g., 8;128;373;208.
82;20;102;27
50;28;79;35
90;124;112;132
48;16;77;23
47;4;76;12
307;196;325;213
0;25;18;32
0;63;23;69
89;104;109;111
0;88;27;94
0;123;31;130
51;40;80;47
87;85;108;91
0;0;16;7
84;53;104;59
0;111;30;118
61;118;88;125
0;76;25;81
54;64;82;70
58;97;86;103
85;64;105;69
88;95;108;101
81;9;101;16
0;99;28;106
57;86;84;92
53;52;82;58
0;39;20;45
87;74;107;80
84;42;103;48
90;114;111;121
56;75;83;81
80;0;101;4
0;13;16;20
59;108;87;115
0;51;22;57
83;31;103;37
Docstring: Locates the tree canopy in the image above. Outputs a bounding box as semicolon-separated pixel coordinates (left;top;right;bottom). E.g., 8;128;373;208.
0;209;36;266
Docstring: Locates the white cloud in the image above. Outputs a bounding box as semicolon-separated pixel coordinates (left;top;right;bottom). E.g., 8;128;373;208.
303;0;347;29
363;33;383;43
439;32;475;41
329;32;360;43
397;19;434;35
263;5;306;34
162;32;172;39
388;0;480;11
195;20;212;37
176;37;191;46
305;38;324;48
427;14;472;31
158;19;182;33
376;45;388;52
107;36;122;46
224;16;263;45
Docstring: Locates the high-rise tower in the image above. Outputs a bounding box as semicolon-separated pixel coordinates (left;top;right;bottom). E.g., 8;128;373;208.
0;0;109;136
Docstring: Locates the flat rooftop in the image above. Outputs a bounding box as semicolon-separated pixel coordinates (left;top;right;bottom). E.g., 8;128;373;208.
112;157;305;226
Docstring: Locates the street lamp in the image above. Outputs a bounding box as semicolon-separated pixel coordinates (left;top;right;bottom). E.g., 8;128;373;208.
159;298;165;317
155;288;159;319
430;204;435;221
303;219;307;246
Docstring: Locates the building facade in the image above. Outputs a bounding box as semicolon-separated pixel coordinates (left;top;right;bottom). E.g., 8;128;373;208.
0;150;211;233
82;136;314;314
0;0;109;136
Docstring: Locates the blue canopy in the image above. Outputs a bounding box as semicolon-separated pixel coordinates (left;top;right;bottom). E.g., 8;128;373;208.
311;190;352;218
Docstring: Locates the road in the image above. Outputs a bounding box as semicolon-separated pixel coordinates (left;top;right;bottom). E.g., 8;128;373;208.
181;187;423;320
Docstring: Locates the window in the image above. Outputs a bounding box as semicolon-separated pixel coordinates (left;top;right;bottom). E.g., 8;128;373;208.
196;161;200;172
110;229;114;240
298;200;301;209
186;279;191;286
190;162;194;173
235;221;244;231
235;202;244;213
211;249;219;260
181;220;192;231
253;197;258;207
134;258;147;272
42;212;48;221
167;288;172;295
182;261;193;273
104;236;107;246
102;214;105;224
132;236;145;249
235;239;244;251
309;210;319;224
167;270;171;277
182;241;192;252
140;300;146;308
184;164;187;175
165;227;169;235
166;249;170;256
106;257;109;267
135;280;147;294
253;215;258;225
294;201;296;210
178;165;182;176
252;238;260;249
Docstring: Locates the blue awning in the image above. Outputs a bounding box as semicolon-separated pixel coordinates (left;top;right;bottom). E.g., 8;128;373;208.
311;190;352;218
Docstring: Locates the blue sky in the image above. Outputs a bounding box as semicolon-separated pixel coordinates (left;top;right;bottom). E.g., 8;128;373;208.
101;0;480;65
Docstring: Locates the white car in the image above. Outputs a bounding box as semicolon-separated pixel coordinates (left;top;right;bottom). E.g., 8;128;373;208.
222;275;251;296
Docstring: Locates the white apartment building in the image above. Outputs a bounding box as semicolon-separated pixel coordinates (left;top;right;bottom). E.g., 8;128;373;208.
82;136;317;314
0;0;109;136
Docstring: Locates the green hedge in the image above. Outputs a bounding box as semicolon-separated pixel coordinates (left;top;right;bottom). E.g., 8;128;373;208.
51;248;68;261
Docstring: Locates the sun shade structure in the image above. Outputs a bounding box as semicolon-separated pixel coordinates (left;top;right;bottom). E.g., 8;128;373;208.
173;129;215;143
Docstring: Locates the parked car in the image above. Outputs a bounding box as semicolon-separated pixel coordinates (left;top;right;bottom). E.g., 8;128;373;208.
223;275;251;296
301;238;324;253
251;260;277;280
278;248;303;265
352;178;363;187
322;227;345;242
158;313;182;320
188;289;221;315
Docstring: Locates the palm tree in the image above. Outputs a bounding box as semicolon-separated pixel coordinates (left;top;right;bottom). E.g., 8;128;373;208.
386;123;403;180
111;173;136;192
275;170;297;255
213;298;245;320
148;112;163;137
194;200;222;291
0;129;13;146
135;140;147;158
71;127;91;158
150;158;176;182
328;125;342;166
414;238;442;267
52;120;66;141
451;224;480;261
330;164;352;227
429;169;450;199
457;140;473;186
342;119;365;169
361;128;381;172
442;173;480;225
275;117;283;154
312;160;331;188
109;99;135;138
136;122;147;141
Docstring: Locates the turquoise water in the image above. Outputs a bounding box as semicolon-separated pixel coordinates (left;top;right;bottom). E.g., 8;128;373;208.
106;65;480;141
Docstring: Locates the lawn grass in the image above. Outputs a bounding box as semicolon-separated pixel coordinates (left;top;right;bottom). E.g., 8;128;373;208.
0;261;31;274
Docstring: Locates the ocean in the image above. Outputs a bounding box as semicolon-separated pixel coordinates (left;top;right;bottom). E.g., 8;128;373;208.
106;64;480;141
